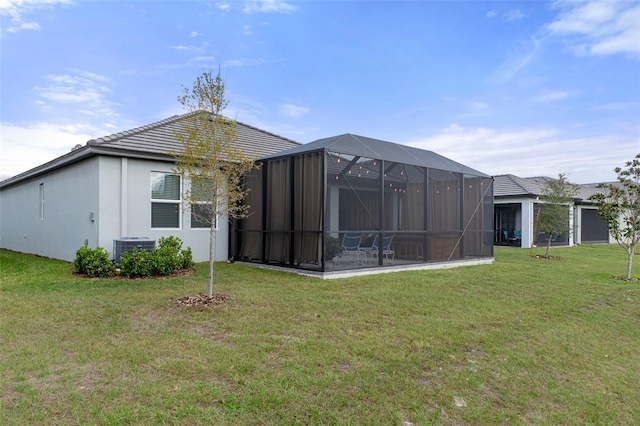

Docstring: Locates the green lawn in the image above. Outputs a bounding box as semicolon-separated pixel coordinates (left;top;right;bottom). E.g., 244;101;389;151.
1;245;638;425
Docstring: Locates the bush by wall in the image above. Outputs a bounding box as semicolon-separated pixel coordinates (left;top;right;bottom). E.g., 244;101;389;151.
73;245;115;278
119;248;153;278
117;236;195;278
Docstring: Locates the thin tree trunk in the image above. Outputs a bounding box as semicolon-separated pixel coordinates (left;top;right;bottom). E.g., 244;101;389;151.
627;244;635;280
545;235;552;257
208;224;216;297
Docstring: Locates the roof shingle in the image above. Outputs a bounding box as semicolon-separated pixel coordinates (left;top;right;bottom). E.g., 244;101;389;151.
493;174;547;197
89;112;300;159
0;112;300;188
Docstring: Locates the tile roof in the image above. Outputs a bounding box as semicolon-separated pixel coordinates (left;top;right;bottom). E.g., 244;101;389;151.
493;174;547;197
89;112;300;159
494;174;616;202
573;181;621;201
0;112;300;188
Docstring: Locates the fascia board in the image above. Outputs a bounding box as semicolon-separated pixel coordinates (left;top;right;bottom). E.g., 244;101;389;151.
0;145;175;190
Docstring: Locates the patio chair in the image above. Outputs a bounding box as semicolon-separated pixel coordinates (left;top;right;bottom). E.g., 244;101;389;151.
371;234;395;262
341;234;363;263
359;234;378;263
513;230;522;243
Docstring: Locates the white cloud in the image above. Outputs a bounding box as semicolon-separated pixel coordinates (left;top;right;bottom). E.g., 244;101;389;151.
278;103;309;118
532;90;576;102
33;71;119;116
242;0;297;14
171;42;204;53
489;35;541;83
491;1;638;85
224;58;264;67
592;102;638;111
486;8;525;22
80;70;111;84
548;1;618;34
6;20;39;32
470;100;490;110
502;8;525;22
0;121;102;180
0;0;71;33
189;31;201;37
405;124;638;183
547;1;640;57
216;2;230;11
189;55;216;63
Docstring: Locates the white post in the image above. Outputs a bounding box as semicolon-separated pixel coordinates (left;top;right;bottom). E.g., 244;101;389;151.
521;199;535;248
120;158;128;238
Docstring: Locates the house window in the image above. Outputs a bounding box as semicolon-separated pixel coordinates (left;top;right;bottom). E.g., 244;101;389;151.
191;203;216;229
190;177;216;229
151;172;181;228
39;183;44;220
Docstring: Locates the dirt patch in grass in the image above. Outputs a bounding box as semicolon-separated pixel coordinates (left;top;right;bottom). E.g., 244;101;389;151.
612;276;640;282
530;255;561;260
176;293;231;307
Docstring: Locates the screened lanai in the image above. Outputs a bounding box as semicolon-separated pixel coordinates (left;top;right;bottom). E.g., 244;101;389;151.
233;134;494;274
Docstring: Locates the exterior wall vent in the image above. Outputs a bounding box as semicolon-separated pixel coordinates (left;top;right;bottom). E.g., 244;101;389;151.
113;237;155;263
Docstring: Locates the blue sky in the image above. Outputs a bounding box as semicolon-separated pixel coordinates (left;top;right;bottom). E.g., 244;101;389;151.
1;0;638;183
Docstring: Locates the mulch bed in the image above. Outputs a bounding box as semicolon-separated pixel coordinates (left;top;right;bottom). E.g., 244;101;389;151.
176;293;231;307
72;268;195;280
530;255;561;260
612;276;640;282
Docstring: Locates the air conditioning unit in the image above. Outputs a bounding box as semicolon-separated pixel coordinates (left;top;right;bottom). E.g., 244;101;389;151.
113;237;155;263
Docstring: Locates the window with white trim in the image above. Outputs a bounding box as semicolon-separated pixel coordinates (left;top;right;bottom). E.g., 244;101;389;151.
191;203;216;229
151;172;181;228
190;177;216;229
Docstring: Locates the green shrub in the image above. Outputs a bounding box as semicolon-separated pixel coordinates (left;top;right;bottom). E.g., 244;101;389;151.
73;245;114;278
326;237;342;261
119;248;153;278
179;247;194;269
157;236;182;254
151;236;184;275
150;250;181;276
76;236;193;279
73;244;92;273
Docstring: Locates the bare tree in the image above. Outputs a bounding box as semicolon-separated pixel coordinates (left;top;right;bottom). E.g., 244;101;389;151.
589;154;640;280
173;70;256;296
536;173;579;257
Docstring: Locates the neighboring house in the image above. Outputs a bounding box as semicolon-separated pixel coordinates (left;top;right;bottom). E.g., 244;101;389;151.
0;113;300;262
573;183;616;245
234;133;495;276
493;174;612;248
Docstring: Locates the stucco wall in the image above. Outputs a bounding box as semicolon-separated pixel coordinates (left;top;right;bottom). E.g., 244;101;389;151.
0;158;100;261
100;157;228;263
0;155;230;263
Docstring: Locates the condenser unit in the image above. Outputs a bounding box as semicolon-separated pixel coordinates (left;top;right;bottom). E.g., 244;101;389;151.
113;237;155;263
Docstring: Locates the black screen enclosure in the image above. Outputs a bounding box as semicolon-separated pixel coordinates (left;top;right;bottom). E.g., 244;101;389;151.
234;134;494;273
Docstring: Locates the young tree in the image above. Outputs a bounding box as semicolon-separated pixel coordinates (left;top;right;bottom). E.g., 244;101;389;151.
173;70;256;297
588;154;640;280
536;173;579;257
